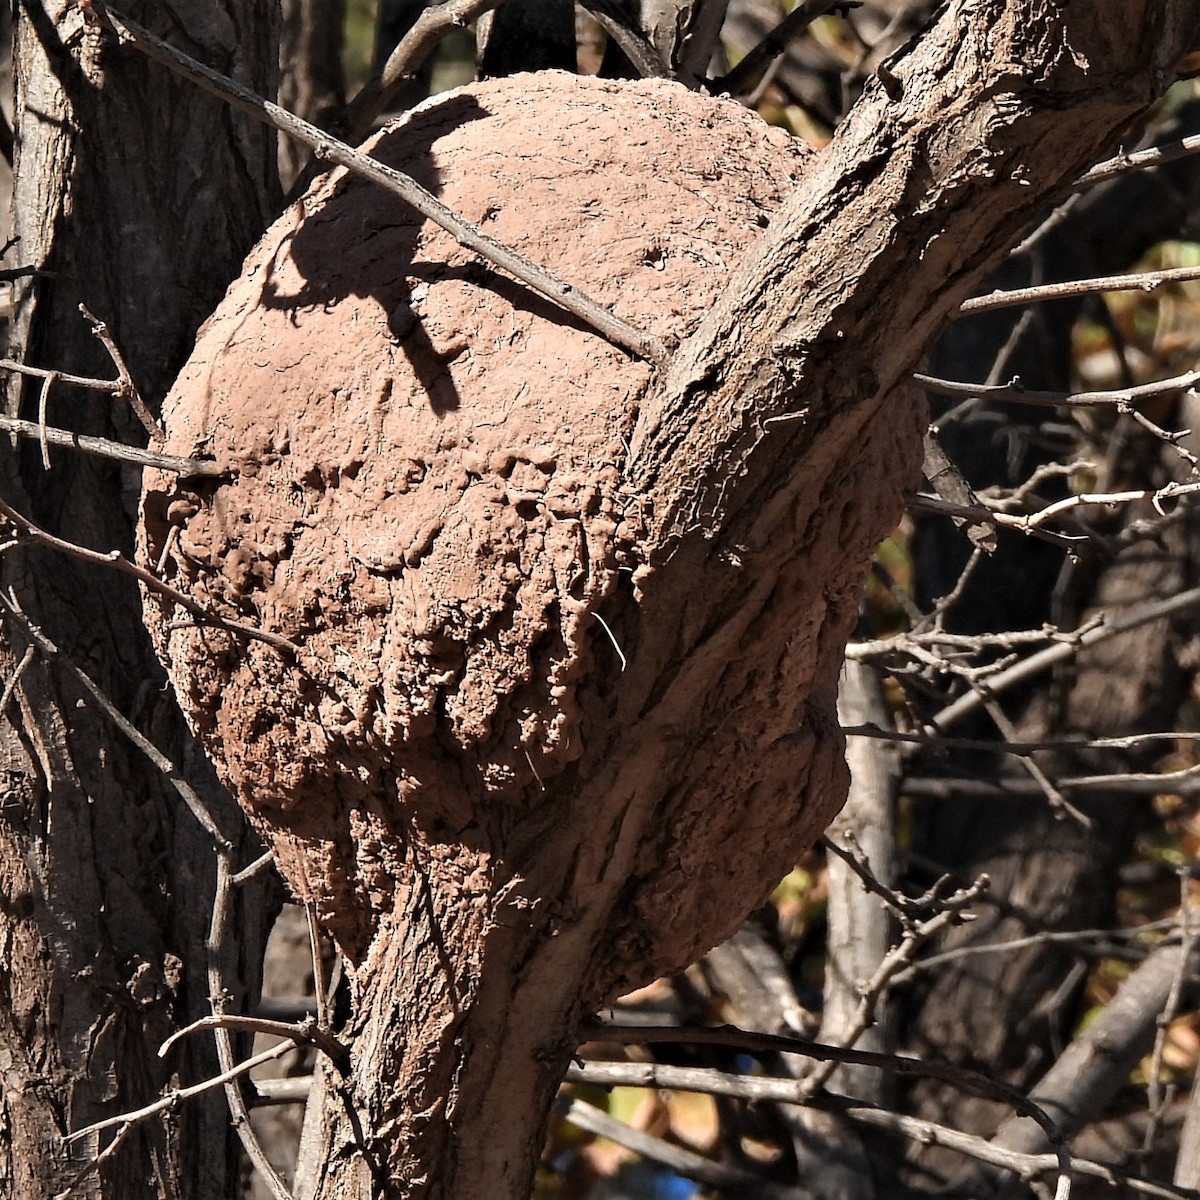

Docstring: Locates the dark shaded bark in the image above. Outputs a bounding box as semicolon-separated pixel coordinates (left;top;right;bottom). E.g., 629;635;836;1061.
0;3;282;1197
477;0;576;76
280;0;347;186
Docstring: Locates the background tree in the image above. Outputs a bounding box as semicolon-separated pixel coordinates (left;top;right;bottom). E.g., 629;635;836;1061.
1;4;1200;1200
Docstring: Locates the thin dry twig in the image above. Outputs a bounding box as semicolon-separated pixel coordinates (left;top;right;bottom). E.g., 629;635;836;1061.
0;356;133;393
205;855;293;1200
0;493;297;655
159;1012;349;1069
960;263;1200;315
716;0;859;95
914;367;1200;410
1077;133;1200;191
0;592;235;850
895;920;1176;978
96;4;667;366
304;903;332;1031
828;1101;1193;1200
0;412;224;477
554;1095;766;1191
930;586;1200;730
980;695;1090;825
78;303;164;441
573;1019;1074;1197
36;370;54;471
62;1038;297;1147
337;0;504;143
802;839;988;1097
907;493;1085;548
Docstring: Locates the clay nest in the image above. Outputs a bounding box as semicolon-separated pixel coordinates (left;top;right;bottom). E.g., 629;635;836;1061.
140;72;837;988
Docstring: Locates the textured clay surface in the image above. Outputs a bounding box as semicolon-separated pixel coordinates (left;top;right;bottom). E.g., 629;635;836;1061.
141;73;824;980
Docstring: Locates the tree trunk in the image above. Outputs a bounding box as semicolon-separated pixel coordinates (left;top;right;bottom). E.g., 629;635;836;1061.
477;0;576;76
279;0;347;186
0;3;281;1197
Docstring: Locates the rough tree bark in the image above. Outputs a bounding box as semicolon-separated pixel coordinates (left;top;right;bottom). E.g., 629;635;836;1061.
0;3;280;1198
279;0;346;186
132;5;1200;1200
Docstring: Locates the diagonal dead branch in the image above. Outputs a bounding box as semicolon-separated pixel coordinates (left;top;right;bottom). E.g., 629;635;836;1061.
93;4;666;366
0;494;297;655
0;411;225;477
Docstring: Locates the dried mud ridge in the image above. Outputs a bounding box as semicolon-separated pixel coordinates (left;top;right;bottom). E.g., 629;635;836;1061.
140;73;914;998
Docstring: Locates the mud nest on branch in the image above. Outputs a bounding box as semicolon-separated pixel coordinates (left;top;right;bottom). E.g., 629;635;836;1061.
140;72;901;999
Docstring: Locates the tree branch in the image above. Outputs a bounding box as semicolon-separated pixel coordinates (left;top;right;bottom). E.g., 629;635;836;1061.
94;4;666;366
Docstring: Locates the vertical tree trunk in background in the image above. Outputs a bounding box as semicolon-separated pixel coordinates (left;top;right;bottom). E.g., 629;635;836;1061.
477;0;576;76
637;0;730;83
0;3;281;1197
279;0;346;187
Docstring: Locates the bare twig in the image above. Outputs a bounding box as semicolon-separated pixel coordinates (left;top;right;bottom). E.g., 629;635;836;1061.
907;493;1085;548
0;643;34;716
822;834;987;925
896;920;1176;978
554;1094;767;1192
96;4;667;366
0;356;136;393
0;494;298;655
205;855;293;1200
798;851;989;1100
1014;480;1200;531
913;367;1200;409
231;850;277;885
36;370;54;471
63;1037;296;1146
980;695;1090;826
960;263;1200;315
0;412;224;477
337;0;504;143
829;1101;1194;1200
716;0;860;95
930;586;1200;730
159;1012;349;1069
572;1020;1075;1197
305;902;331;1031
842;723;1200;757
0;593;235;851
56;1118;141;1199
1077;133;1200;191
79;303;164;441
